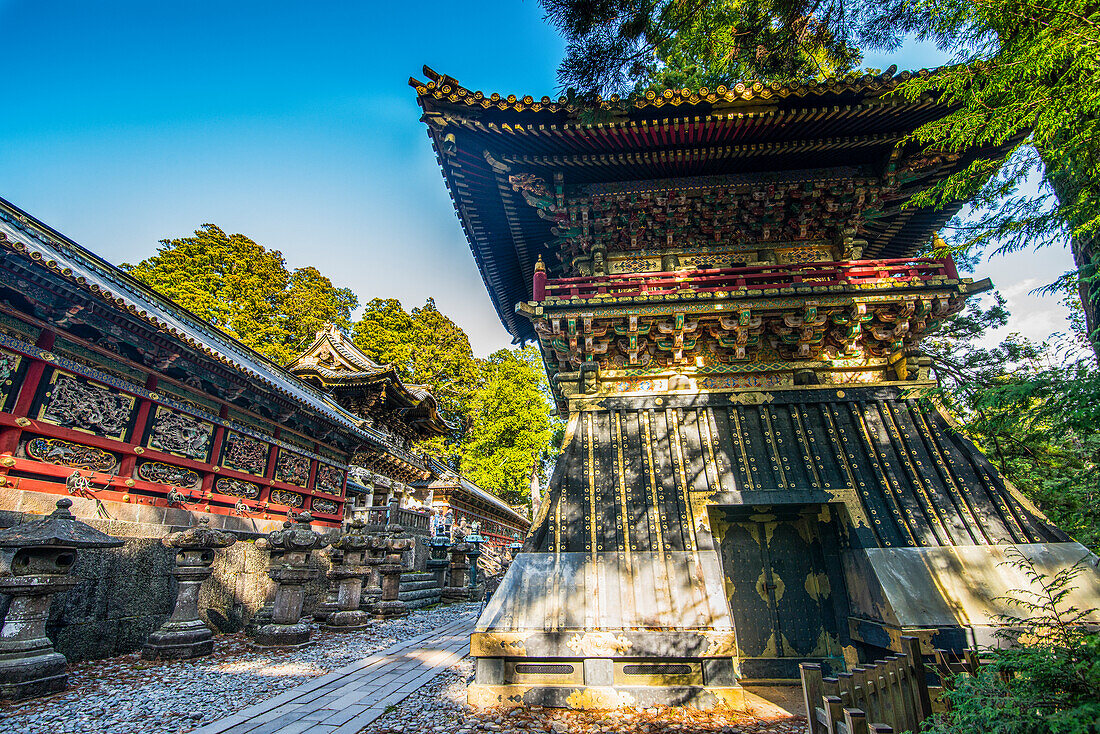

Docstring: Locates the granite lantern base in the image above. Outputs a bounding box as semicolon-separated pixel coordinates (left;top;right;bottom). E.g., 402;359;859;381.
372;562;408;619
442;542;472;602
250;566;318;648
142;517;237;661
0;498;122;701
369;523;413;619
313;549;343;624
247;513;326;649
323;519;371;631
0;574;80;700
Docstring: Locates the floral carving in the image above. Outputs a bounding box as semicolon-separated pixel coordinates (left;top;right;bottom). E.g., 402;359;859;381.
0;349;22;406
270;488;304;508
137;461;200;487
316;464;345;495
39;372;134;440
147;407;213;460
311;498;339;516
275;451;310;487
221;431;268;475
25;436;117;473
215;477;260;499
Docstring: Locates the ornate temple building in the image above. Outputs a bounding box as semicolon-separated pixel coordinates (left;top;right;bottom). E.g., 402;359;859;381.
412;67;1100;707
414;457;531;547
0;197;449;534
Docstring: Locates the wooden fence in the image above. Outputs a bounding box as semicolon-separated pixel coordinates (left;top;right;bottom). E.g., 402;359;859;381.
800;636;934;734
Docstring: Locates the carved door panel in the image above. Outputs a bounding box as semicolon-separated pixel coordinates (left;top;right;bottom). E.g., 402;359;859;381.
719;511;844;674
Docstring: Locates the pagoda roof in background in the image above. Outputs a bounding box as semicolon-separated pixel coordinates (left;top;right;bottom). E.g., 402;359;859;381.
287;324;453;438
410;65;1005;343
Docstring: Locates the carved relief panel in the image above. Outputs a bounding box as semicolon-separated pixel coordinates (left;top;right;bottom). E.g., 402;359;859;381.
215;477;260;499
146;406;214;461
24;436;119;473
137;460;200;488
315;464;346;496
37;371;135;440
275;449;311;487
220;431;269;476
0;348;23;409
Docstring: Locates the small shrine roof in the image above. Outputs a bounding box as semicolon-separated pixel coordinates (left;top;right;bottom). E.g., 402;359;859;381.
287;324;454;436
416;457;530;528
0;499;123;549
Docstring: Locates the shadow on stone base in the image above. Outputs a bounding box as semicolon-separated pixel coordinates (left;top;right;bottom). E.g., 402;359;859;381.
141;620;215;660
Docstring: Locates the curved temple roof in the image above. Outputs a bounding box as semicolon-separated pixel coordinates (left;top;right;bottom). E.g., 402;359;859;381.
0;196;420;456
288;323;454;437
410;66;1000;343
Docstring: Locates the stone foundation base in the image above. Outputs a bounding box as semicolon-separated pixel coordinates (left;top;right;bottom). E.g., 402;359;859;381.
0;649;69;701
248;621;312;649
467;684;745;710
141;620;215;660
371;600;408;619
442;587;469;602
323;610;372;630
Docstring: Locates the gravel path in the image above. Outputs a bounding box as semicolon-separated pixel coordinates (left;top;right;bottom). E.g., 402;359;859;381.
362;658;806;734
0;602;481;734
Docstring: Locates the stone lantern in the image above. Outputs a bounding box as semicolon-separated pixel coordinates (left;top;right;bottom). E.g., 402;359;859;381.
249;512;326;649
313;545;343;624
0;498;122;700
426;535;450;589
465;524;486;593
142;517;236;660
442;540;474;602
323;518;371;630
369;523;413;619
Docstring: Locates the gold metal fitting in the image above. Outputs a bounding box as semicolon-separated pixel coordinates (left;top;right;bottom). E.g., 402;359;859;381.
14;417;31;427
0;457;15;468
134;446;145;454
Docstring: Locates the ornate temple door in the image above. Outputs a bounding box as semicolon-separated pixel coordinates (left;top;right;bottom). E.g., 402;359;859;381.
716;506;847;679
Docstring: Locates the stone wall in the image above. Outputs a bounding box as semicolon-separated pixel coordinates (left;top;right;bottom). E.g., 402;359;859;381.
0;489;335;663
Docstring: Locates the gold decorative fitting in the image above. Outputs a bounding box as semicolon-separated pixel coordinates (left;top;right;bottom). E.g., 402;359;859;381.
133;446;145;454
14;417;31;427
0;457;15;468
125;478;135;487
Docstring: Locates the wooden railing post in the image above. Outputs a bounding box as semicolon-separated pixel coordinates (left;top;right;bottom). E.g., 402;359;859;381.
843;709;868;734
902;636;934;721
823;695;845;734
801;663;825;734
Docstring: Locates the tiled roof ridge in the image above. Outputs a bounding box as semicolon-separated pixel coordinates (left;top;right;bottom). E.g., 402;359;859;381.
0;196;385;444
410;64;948;114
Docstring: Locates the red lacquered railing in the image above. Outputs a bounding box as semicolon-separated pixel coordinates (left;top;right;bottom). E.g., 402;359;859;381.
538;257;959;301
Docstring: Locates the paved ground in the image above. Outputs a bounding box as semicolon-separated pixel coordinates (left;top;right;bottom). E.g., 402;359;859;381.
0;603;482;734
191;612;477;734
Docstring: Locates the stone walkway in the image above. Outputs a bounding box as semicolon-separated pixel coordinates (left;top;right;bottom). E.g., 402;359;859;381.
192;610;478;734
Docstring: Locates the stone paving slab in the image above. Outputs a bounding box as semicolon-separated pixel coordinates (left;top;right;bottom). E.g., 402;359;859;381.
192;611;476;734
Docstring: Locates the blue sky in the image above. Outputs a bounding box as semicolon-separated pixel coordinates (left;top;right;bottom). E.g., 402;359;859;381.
0;1;1075;356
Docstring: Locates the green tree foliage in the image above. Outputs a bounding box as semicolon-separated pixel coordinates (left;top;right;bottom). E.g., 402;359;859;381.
353;300;560;503
923;550;1100;734
459;347;556;505
541;0;860;96
124;224;357;365
542;0;1100;358
352;297;481;425
919;295;1100;552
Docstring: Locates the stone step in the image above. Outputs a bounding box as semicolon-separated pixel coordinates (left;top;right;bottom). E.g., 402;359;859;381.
399;587;442;603
399;579;440;593
403;595;439;611
400;572;435;582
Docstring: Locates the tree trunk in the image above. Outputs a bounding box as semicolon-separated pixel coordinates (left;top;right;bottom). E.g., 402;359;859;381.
1039;152;1100;365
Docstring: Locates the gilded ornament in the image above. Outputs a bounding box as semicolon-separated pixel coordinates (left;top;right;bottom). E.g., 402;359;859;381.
214;477;260;499
25;436;117;473
310;498;339;516
137;461;200;488
147;407;213;460
315;464;345;495
220;431;268;475
270;488;305;508
37;372;133;439
275;450;310;487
